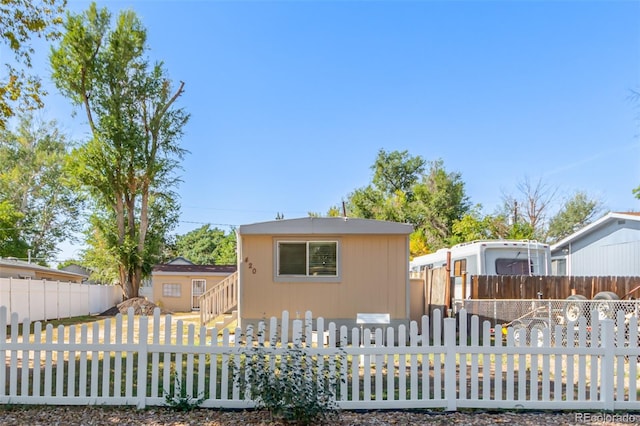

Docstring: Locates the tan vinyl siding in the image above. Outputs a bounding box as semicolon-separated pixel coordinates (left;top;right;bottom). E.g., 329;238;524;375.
152;274;228;312
240;234;409;322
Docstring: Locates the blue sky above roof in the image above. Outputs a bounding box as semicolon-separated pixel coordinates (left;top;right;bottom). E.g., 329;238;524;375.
33;0;640;261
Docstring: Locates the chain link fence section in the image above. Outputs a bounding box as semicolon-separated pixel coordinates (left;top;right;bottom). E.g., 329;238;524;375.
453;298;640;347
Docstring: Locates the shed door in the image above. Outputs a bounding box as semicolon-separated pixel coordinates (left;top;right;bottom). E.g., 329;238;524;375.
191;279;206;310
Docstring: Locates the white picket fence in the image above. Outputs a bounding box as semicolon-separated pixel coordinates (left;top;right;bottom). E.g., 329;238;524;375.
0;278;122;322
1;307;638;411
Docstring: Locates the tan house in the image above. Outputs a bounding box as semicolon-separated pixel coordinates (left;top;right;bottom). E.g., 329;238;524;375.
235;217;413;330
151;260;237;312
0;257;85;283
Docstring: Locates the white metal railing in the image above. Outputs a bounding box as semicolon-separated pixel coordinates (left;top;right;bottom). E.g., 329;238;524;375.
1;307;638;410
198;271;238;325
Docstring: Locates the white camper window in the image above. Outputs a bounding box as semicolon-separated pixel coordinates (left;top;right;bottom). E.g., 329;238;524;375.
495;258;532;275
276;240;339;281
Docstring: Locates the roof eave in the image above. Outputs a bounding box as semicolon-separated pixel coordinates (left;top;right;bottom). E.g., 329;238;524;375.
238;217;413;235
550;212;639;251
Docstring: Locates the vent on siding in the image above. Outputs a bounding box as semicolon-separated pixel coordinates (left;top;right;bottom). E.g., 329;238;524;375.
618;219;626;225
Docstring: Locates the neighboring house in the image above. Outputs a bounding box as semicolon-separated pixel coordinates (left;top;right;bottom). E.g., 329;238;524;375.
60;263;92;282
0;257;85;283
236;217;413;331
165;256;194;265
152;260;237;312
550;212;640;276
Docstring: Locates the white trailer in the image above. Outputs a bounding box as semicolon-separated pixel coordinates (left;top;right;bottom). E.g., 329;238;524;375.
410;240;551;299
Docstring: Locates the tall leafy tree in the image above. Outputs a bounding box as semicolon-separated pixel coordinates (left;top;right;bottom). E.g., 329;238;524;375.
0;0;66;129
412;159;470;250
372;149;425;195
0;200;28;257
347;149;425;223
450;205;501;244
451;206;536;245
174;225;237;265
344;150;470;256
0;113;81;262
50;3;189;298
546;191;604;243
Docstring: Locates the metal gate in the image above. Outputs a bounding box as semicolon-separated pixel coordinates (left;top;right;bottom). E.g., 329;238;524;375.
191;279;206;310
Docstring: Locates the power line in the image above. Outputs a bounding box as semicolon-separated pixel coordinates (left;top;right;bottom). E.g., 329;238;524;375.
179;220;238;227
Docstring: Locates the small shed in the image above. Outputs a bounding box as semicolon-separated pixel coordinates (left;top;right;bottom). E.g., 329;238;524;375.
550;212;640;276
236;217;413;330
152;262;236;312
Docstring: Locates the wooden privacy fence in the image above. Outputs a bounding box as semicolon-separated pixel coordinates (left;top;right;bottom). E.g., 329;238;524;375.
423;267;450;318
471;276;640;300
1;306;638;411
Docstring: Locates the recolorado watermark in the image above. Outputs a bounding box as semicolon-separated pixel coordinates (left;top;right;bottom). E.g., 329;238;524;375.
575;412;638;424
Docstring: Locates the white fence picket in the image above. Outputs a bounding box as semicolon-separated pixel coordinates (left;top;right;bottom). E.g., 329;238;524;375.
494;324;503;402
208;327;219;403
629;315;639;403
90;322;100;399
137;315;149;408
197;325;207;401
1;306;638;411
220;329;230;401
102;318;112;399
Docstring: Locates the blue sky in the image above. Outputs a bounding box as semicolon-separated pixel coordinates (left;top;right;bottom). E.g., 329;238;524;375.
36;0;640;260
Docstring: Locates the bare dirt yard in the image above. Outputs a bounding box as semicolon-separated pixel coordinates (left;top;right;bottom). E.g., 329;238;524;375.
1;405;636;426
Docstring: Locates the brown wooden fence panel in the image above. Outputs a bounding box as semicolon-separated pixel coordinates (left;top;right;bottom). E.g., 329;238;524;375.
425;267;450;315
470;276;640;299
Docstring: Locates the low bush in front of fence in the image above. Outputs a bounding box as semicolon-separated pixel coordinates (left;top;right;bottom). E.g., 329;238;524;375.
232;328;343;425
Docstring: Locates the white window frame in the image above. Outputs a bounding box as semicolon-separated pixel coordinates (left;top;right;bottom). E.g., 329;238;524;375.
162;283;181;297
275;239;340;283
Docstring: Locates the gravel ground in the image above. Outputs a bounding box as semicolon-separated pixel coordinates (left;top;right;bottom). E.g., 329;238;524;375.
0;406;638;426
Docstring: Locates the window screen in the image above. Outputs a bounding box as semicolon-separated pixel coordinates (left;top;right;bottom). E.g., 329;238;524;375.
277;241;338;277
495;258;531;275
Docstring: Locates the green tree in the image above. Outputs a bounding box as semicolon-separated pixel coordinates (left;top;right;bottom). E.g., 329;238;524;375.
326;206;342;217
50;3;189;298
546;191;604;243
347;149;426;224
450;206;536;245
372;148;425;195
344;150;470;254
174;225;237;265
0;0;66;129
0;200;28;257
0;113;81;262
450;205;499;244
412;159;470;249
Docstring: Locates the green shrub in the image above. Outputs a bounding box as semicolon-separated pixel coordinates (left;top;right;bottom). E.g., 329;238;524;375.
234;331;343;425
163;378;205;412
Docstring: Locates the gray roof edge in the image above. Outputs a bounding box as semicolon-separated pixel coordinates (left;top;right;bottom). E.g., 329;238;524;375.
238;217;413;235
0;258;86;278
550;212;640;251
